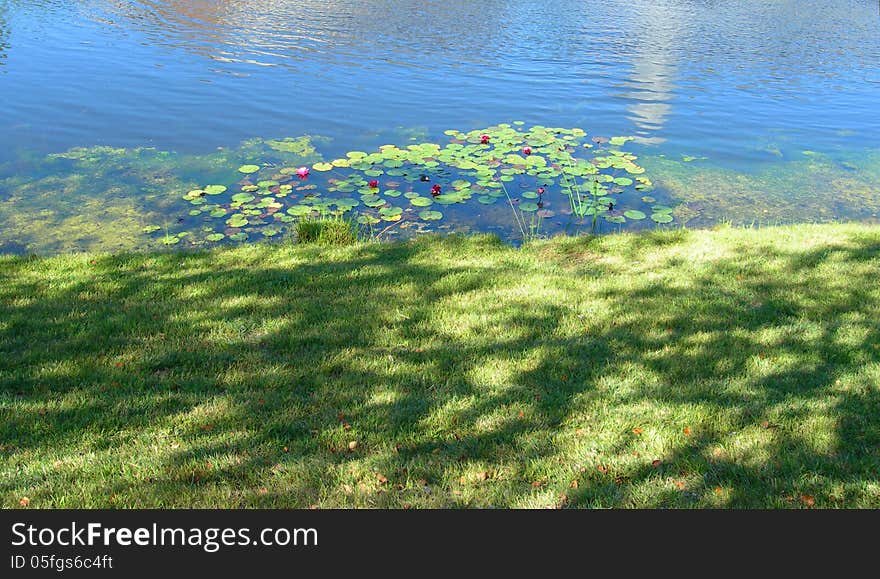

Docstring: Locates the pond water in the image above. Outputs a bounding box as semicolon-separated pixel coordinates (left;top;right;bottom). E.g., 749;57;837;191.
1;0;879;253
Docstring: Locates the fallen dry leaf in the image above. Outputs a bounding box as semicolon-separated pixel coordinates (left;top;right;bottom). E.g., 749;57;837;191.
348;441;358;451
531;480;545;488
651;459;662;468
683;427;691;436
570;480;579;489
632;427;643;435
257;487;268;495
801;494;816;507
674;480;686;490
19;497;30;507
712;448;723;457
376;473;388;484
597;464;609;474
477;471;489;481
714;486;723;494
282;446;289;453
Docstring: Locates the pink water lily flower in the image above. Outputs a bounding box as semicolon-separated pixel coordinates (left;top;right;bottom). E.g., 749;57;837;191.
522;146;532;156
480;134;490;144
369;180;379;188
537;187;545;195
296;167;310;180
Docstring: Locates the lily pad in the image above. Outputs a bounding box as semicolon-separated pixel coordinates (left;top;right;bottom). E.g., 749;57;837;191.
206;233;226;242
362;195;386;208
142;225;161;234
418;210;443;221
229;232;249;242
231;193;256;203
286;205;312;216
410;196;433;207
651;213;674;223
226;215;248;228
313;162;333;171
205;185;227;195
623;210;647;220
238;165;260;174
519;202;539;212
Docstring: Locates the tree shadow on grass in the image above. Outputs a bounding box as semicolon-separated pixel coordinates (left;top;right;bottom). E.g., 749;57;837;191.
1;229;879;507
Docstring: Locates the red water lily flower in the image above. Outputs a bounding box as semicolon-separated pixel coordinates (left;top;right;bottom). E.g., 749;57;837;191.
296;167;310;180
480;134;490;144
537;187;545;195
369;180;379;188
431;184;442;196
522;146;532;156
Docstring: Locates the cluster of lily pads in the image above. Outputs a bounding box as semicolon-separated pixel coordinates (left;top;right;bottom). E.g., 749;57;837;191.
150;123;675;245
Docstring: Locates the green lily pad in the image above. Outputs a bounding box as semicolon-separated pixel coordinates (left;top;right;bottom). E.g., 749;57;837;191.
623;210;647;220
257;180;279;189
613;177;634;186
206;233;226;242
231;193;256;203
652;205;674;213
379;206;403;215
521;191;539;199
226;215;248;228
651;213;674;223
238;165;260;174
383;189;402;197
205;185;227;195
605;214;626;224
142;225;162;234
519;202;539;212
229;232;249;242
161;235;180;246
477;195;497;204
641;196;656;203
410;196;433;207
418;210;443;221
362;195;386;208
262;227;282;237
313;162;333;171
287;205;312;216
357;215;381;225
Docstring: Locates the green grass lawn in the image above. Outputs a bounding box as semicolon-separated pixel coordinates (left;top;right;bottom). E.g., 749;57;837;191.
2;223;879;508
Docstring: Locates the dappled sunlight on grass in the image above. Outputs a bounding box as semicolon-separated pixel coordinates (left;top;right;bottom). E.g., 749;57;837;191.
2;224;880;508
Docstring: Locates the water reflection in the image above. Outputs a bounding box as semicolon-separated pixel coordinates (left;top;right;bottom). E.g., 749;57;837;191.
0;7;9;69
620;1;681;143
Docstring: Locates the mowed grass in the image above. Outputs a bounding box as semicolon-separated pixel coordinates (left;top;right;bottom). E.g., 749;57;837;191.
2;223;880;508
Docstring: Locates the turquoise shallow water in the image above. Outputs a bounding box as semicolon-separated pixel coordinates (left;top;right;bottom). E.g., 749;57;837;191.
1;0;879;253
